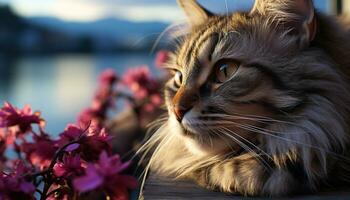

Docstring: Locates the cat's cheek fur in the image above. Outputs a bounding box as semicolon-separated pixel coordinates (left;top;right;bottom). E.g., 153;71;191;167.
168;114;185;136
169;115;234;156
168;115;211;156
168;115;210;156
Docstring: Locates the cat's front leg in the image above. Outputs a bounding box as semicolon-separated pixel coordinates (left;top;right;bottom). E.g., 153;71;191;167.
190;153;300;196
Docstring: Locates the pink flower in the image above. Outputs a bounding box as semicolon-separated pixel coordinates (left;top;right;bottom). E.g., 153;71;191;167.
93;83;115;113
77;108;99;128
57;124;112;161
99;68;118;85
21;134;57;169
122;66;160;100
72;165;102;192
73;151;137;200
0;127;16;145
0;102;43;133
141;94;163;112
80;127;112;161
53;154;85;178
143;103;155;112
57;124;85;146
155;50;170;68
0;161;35;200
150;94;162;105
78;69;117;128
77;104;109;129
12;160;33;176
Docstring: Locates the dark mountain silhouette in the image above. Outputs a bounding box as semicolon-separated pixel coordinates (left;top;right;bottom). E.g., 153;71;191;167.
0;4;169;55
29;17;168;38
28;17;169;52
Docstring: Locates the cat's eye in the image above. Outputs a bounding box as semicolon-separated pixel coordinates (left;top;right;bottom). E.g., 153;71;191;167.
174;71;183;88
215;60;239;83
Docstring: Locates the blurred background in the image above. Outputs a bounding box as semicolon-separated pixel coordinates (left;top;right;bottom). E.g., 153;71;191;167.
0;0;338;135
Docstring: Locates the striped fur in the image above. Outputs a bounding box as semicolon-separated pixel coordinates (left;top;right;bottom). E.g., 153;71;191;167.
139;0;350;196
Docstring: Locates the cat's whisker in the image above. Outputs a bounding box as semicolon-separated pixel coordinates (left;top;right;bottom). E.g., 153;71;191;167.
220;126;274;162
137;126;179;199
138;158;151;200
224;0;229;33
131;32;163;48
233;122;350;162
217;126;274;170
204;124;237;153
191;120;350;163
146;116;168;129
209;132;214;148
216;127;273;172
150;22;188;54
205;120;306;135
202;113;299;126
236;123;317;147
139;126;174;175
135;127;164;164
198;117;302;135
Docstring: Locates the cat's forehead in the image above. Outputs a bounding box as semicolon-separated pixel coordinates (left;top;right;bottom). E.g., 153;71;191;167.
175;16;238;72
175;13;297;74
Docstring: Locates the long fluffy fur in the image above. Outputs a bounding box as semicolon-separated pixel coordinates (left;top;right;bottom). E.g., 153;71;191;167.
139;0;350;196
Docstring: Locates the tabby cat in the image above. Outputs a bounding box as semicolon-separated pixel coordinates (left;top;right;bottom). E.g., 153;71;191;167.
141;0;350;196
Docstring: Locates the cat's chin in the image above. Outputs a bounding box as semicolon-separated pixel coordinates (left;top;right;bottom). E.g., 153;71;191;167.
169;114;208;137
179;128;241;156
168;115;242;156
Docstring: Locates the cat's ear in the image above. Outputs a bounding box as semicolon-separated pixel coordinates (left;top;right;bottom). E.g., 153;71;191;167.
250;0;317;48
177;0;213;27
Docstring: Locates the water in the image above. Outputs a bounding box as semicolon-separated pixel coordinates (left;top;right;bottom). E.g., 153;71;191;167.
0;53;156;136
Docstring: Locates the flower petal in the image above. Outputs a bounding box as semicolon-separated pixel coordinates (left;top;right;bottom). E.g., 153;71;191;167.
53;163;66;177
114;161;131;174
65;143;80;152
73;166;103;193
19;181;35;194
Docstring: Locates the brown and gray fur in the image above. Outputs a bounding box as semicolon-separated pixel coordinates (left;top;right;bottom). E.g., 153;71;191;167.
139;0;350;196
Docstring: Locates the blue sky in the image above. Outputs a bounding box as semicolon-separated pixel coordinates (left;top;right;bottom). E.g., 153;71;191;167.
0;0;329;22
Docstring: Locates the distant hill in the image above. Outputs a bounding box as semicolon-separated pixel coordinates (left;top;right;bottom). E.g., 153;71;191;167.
28;17;168;38
0;4;170;55
0;5;76;55
27;17;169;51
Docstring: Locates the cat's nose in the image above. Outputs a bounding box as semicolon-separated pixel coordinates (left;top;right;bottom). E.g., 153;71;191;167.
174;106;192;122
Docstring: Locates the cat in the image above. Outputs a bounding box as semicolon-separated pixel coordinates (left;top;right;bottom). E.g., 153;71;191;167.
140;0;350;196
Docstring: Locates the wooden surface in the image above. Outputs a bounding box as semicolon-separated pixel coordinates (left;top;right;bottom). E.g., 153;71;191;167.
141;173;350;200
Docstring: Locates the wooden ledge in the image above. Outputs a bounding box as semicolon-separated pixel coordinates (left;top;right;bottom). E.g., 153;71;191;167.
141;173;350;200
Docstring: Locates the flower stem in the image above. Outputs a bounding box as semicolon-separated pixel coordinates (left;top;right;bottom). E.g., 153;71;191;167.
39;140;80;200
